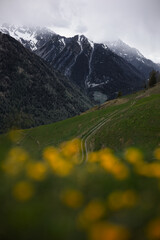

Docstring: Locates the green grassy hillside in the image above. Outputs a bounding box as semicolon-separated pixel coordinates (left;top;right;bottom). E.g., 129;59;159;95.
1;84;160;240
0;83;160;160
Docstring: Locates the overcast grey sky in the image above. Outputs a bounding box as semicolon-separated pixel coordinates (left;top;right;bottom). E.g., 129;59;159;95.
0;0;160;62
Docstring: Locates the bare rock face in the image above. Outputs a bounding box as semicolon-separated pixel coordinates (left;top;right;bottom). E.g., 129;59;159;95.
36;34;145;102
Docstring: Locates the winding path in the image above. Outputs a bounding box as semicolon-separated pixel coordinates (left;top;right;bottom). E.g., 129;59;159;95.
81;101;136;163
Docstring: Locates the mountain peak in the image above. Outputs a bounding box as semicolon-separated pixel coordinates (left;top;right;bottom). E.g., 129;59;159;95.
0;23;55;51
107;39;160;78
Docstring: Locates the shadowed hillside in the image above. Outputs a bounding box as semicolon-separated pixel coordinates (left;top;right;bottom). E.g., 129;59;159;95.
0;33;92;132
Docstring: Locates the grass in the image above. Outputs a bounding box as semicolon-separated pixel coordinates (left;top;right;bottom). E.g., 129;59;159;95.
0;85;160;160
0;84;160;240
91;94;160;159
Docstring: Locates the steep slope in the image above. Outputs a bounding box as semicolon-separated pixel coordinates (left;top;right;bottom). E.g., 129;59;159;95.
36;34;145;102
0;23;55;51
107;39;160;79
0;32;92;132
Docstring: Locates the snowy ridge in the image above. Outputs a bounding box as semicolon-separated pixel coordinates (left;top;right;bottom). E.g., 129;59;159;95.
85;40;95;87
77;35;83;52
107;39;160;78
65;36;84;76
61;38;66;47
0;23;55;51
102;44;108;50
88;39;94;49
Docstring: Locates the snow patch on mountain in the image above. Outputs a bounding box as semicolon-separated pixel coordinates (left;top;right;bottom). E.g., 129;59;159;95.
85;41;94;87
107;39;160;78
0;23;55;51
88;39;94;49
87;80;109;88
61;38;66;47
77;35;83;52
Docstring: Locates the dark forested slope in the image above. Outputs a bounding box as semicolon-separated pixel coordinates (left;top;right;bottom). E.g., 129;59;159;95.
0;33;92;132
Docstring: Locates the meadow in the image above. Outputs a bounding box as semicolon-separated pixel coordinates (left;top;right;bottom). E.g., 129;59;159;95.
0;84;160;240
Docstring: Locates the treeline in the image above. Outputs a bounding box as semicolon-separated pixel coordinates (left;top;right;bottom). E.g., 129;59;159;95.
148;70;160;87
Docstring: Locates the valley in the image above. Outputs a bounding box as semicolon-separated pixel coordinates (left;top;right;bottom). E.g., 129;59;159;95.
1;83;159;161
0;20;160;240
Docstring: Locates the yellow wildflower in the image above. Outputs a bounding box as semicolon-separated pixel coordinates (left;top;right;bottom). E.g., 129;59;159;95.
136;163;160;178
125;148;144;165
88;152;100;163
2;147;28;176
43;146;60;163
154;148;160;161
61;189;84;209
147;218;160;239
60;139;81;158
100;152;128;180
78;200;105;228
108;190;138;210
89;222;130;240
43;146;73;176
13;181;34;201
8;129;24;143
26;162;47;181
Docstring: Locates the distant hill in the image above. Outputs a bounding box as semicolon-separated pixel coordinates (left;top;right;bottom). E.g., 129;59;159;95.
0;32;92;132
107;39;160;79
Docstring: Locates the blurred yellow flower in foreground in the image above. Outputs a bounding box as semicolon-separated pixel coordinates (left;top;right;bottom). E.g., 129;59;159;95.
100;151;128;180
43;146;60;163
8;129;24;143
78;200;105;228
88;152;100;163
61;189;84;209
147;218;160;239
89;222;130;240
43;146;73;176
13;181;34;201
8;147;28;162
60;139;81;158
107;190;138;210
125;148;144;165
136;163;160;178
26;162;47;181
154;148;160;161
2;147;28;176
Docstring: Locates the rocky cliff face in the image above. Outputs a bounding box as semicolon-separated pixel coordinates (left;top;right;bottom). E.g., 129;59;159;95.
36;34;145;102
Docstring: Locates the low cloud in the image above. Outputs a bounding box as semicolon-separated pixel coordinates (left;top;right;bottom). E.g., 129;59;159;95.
0;0;160;62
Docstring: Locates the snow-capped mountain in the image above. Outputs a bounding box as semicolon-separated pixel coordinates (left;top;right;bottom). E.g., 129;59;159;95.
107;39;160;79
0;23;55;51
0;24;145;103
36;34;145;102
